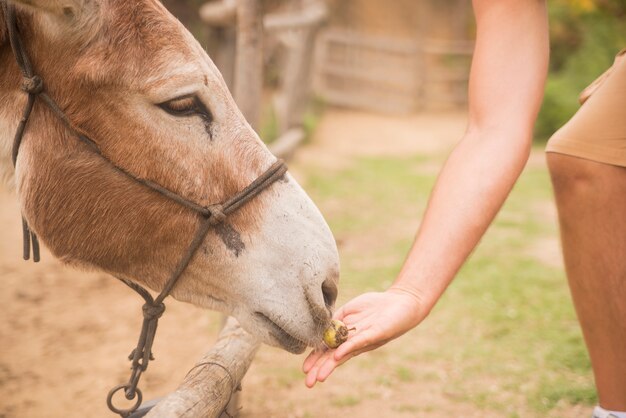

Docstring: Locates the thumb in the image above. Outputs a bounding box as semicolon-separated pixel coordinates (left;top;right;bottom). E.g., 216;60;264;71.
334;329;372;361
332;303;350;321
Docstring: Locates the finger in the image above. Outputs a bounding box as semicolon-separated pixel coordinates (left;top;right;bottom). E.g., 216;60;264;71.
305;361;317;388
302;348;326;373
332;304;348;320
316;351;354;382
334;331;372;361
318;342;387;383
336;335;390;361
333;297;367;321
305;350;334;388
305;368;319;388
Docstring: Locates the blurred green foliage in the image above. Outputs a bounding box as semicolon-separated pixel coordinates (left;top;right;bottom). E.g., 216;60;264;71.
536;0;626;141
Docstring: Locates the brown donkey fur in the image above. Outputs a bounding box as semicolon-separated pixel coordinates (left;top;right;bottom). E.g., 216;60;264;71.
0;1;268;292
0;0;339;352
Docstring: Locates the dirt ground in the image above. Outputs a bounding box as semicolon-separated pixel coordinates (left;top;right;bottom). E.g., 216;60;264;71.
0;109;588;418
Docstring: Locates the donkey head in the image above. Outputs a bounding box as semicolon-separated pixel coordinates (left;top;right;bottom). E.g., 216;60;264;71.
0;0;339;353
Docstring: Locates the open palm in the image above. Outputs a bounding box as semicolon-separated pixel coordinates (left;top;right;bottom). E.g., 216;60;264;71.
303;289;427;388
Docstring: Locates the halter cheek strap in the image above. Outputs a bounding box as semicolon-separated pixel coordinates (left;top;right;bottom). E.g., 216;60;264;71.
2;3;288;416
3;1;43;262
108;159;286;417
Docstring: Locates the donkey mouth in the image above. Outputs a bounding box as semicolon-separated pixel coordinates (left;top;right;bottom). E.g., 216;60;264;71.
254;312;308;354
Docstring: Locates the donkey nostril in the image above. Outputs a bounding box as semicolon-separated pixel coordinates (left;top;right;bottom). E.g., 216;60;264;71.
321;278;338;308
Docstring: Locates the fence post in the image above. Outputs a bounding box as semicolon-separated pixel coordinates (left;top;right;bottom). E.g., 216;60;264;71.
234;0;263;130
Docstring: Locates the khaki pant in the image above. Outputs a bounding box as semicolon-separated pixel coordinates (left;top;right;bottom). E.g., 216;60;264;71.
546;49;626;167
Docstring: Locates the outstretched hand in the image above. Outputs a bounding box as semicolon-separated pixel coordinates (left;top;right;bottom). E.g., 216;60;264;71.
303;288;427;388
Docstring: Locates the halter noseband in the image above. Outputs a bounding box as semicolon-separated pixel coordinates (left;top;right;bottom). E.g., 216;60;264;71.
1;3;287;416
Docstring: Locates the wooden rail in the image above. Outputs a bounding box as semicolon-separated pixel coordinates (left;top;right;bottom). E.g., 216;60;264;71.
145;318;260;418
313;29;475;113
201;0;327;153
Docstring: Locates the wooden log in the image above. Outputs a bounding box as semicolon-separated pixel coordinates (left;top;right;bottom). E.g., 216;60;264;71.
145;318;260;418
267;0;327;135
268;128;305;160
273;28;313;134
263;1;327;32
234;0;263;130
201;0;327;31
199;0;236;27
420;38;474;55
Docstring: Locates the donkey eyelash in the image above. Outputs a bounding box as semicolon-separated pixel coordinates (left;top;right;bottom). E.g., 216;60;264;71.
159;95;212;121
164;96;197;115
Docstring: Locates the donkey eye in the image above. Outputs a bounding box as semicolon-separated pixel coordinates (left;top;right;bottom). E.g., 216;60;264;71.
159;96;207;118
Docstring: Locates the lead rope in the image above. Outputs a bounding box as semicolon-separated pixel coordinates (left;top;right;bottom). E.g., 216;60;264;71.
2;3;288;416
107;161;286;417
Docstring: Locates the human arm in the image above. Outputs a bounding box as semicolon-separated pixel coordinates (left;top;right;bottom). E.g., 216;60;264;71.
304;0;549;387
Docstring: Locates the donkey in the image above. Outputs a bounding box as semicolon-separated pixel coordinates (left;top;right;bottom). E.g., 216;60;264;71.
0;0;339;355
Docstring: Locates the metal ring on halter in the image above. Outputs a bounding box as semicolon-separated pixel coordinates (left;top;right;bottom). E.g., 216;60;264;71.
107;385;143;417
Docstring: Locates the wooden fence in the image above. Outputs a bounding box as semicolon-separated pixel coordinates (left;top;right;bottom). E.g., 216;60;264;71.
129;4;474;417
313;28;474;113
200;0;327;159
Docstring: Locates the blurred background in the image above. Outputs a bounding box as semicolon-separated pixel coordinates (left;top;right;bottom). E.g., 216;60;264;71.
162;0;626;142
1;1;625;417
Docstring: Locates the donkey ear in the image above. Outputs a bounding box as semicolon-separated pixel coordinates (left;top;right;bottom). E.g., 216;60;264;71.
9;0;84;18
7;0;99;40
7;0;94;21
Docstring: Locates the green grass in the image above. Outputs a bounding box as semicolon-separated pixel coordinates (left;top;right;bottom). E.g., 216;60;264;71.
301;148;595;415
330;395;362;408
395;366;416;383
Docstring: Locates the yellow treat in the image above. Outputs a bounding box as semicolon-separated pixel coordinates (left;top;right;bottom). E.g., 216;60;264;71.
323;319;350;349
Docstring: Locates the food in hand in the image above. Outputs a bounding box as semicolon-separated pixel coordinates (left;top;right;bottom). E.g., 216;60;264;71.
323;319;352;349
